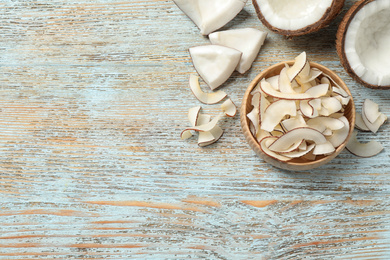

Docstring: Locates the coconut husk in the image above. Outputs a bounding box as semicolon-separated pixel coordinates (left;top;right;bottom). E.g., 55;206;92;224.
336;0;390;89
252;0;345;38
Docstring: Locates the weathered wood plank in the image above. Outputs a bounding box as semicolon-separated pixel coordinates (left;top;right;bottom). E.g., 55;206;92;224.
0;0;390;259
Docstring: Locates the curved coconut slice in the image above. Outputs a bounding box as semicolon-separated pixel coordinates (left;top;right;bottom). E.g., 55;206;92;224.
362;112;387;134
251;92;261;109
307;117;345;132
268;127;327;152
198;125;224;147
270;138;303;153
279;67;296;93
173;0;248;36
363;99;381;124
355;113;370;131
266;75;280;90
321;97;343;114
261;99;296;132
346;131;384;157
259;92;270;121
327;116;350;147
189;45;242;90
283;143;315;158
300;100;318;118
181;113;223;140
313;141;335;155
209;28;267;74
253;0;344;37
336;0;390;88
281;115;307;132
247;107;260;135
221;98;237;117
260;80;328;100
259;136;291;162
298;68;323;84
286;52;307;81
189;74;227;104
188;106;202;127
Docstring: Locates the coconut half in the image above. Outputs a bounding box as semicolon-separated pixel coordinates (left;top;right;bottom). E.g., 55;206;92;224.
252;0;344;37
337;0;390;89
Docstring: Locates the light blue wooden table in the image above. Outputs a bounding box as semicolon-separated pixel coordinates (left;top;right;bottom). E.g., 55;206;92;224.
1;0;389;259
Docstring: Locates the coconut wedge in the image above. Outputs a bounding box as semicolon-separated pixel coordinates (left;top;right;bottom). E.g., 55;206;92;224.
337;0;390;89
189;74;227;104
189;45;242;90
173;0;248;36
209;28;267;74
346;131;384;157
253;0;344;37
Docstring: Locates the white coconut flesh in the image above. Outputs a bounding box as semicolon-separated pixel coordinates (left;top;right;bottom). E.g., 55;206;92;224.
209;28;267;74
254;0;333;30
344;0;390;86
173;0;248;35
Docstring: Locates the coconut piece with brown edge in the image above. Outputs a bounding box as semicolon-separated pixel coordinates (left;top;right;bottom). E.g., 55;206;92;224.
336;0;390;89
189;45;242;90
252;0;344;37
209;28;267;74
173;0;248;36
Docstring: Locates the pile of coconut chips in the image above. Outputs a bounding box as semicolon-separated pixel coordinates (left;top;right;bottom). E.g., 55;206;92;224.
247;52;355;162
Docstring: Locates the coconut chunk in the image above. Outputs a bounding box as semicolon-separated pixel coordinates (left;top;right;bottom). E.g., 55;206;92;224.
209;28;267;74
173;0;248;35
189;45;242;90
337;0;390;88
189;74;227;104
346;131;384;157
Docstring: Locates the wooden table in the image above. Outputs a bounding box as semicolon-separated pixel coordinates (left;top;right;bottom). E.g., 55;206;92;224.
1;0;390;259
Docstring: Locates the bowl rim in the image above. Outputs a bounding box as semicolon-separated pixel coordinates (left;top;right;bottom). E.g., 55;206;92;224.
240;61;356;171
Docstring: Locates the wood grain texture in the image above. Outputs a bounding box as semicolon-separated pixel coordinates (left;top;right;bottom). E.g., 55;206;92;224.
1;0;390;259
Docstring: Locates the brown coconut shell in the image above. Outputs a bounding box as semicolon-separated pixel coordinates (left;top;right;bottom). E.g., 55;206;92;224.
336;0;390;89
252;0;345;38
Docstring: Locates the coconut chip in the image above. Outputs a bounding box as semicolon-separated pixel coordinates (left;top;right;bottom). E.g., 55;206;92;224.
189;74;227;104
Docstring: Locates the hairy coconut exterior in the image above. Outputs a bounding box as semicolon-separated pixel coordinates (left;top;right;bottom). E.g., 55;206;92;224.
336;0;390;89
252;0;345;38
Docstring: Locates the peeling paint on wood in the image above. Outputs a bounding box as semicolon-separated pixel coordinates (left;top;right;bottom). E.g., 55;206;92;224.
1;0;390;259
